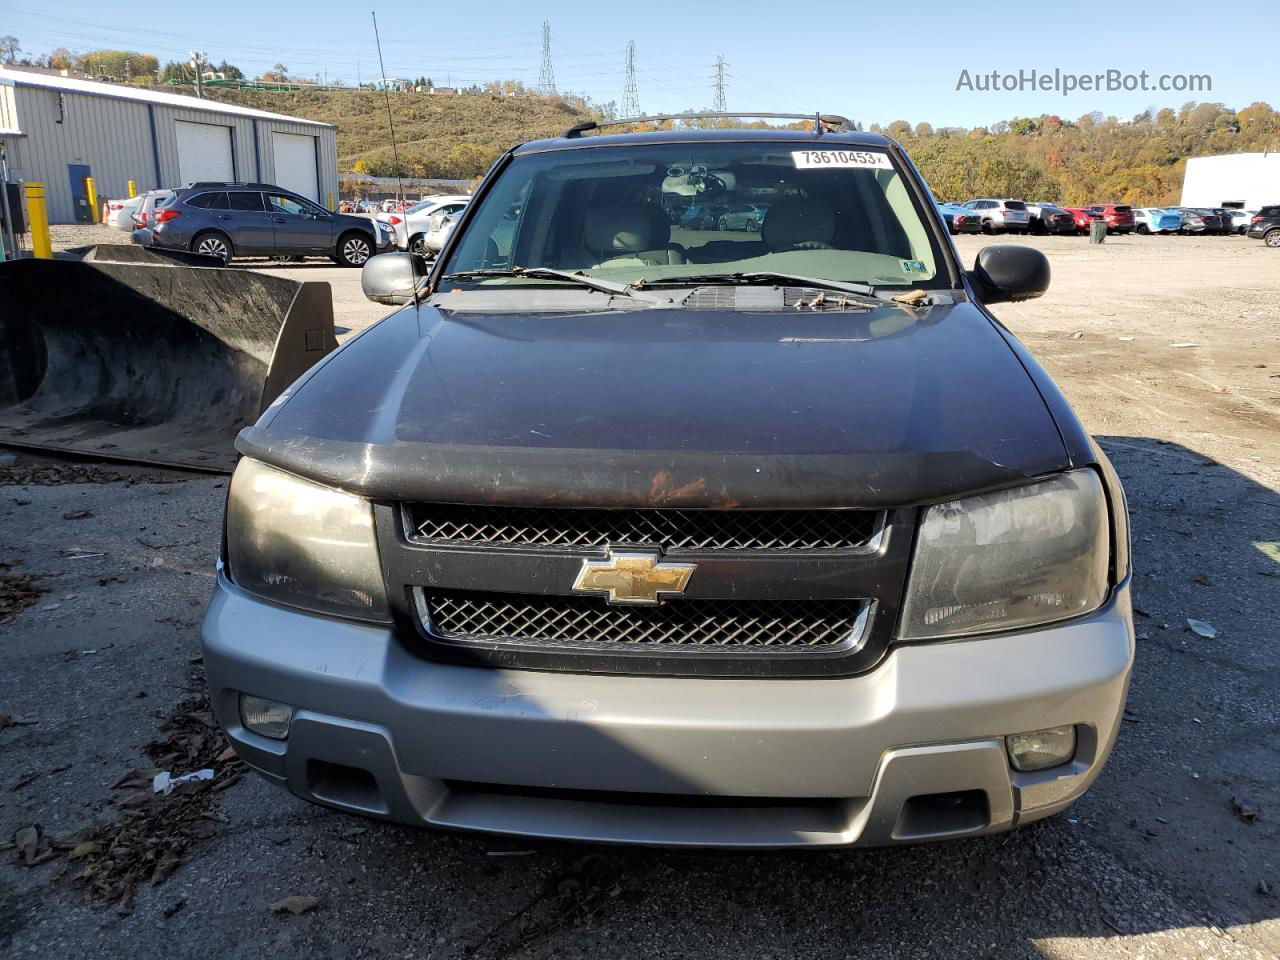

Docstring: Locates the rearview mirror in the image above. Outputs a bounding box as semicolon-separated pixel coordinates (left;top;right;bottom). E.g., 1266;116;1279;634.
967;245;1050;304
361;252;420;305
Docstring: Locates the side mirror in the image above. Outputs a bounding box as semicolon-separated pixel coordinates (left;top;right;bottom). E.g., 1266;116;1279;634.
361;252;420;305
967;245;1050;304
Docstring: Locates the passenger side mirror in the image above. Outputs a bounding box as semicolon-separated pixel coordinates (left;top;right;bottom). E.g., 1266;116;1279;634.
967;245;1050;304
361;252;420;305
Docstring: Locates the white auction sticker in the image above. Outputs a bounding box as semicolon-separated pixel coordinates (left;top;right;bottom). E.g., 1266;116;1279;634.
791;150;893;170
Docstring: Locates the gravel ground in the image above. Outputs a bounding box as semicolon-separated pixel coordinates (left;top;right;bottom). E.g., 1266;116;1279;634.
1;227;1276;959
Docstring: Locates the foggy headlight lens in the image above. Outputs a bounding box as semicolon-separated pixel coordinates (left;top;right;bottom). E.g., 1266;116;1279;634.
900;471;1109;640
225;458;389;621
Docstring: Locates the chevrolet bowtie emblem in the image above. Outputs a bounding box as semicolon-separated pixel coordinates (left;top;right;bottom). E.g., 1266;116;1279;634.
572;550;695;605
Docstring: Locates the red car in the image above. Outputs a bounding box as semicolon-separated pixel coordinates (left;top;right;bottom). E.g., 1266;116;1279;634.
1085;204;1135;234
1062;207;1103;234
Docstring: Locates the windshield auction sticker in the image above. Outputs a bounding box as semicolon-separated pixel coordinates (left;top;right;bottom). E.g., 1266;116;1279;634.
791;150;892;169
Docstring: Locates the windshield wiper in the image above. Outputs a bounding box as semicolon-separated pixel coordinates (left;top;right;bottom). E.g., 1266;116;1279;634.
639;271;879;298
440;267;672;304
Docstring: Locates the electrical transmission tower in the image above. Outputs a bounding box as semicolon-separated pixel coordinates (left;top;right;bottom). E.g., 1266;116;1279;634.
711;55;728;113
538;21;556;96
621;41;640;116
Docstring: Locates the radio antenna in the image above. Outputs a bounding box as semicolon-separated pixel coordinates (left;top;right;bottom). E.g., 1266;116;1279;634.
371;11;421;309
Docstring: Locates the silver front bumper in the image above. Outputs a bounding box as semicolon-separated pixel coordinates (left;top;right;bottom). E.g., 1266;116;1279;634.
202;577;1134;848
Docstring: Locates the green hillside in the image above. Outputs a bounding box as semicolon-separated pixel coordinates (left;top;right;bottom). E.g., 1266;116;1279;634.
195;87;593;179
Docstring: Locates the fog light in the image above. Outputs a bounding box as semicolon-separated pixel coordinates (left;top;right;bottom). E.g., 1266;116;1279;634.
1006;725;1076;772
240;694;294;740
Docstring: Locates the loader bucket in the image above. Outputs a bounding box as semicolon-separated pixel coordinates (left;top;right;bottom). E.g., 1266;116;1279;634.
60;244;224;267
0;259;337;472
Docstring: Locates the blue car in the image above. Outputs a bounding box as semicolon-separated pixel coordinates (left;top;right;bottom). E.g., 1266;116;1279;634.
936;202;982;234
1134;208;1182;235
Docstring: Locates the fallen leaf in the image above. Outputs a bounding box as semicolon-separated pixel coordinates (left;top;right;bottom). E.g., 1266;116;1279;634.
1232;796;1260;824
14;825;40;865
62;509;94;520
163;898;187;919
1186;618;1217;639
67;841;100;860
1190;574;1210;587
270;895;319;915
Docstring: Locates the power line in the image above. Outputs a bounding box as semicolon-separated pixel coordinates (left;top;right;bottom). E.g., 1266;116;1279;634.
537;20;555;96
621;40;639;116
711;54;728;112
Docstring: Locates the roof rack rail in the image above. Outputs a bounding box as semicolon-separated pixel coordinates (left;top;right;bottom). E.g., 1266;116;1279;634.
561;112;857;139
187;181;279;189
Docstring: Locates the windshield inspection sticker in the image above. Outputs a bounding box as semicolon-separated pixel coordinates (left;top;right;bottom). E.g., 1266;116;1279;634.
791;150;892;169
899;260;929;274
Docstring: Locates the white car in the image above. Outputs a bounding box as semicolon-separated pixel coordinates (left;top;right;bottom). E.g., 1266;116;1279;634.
1229;209;1258;234
385;195;470;257
105;195;145;231
963;198;1032;233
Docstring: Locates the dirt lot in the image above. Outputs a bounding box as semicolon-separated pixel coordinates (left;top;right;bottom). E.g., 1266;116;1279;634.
1;228;1277;959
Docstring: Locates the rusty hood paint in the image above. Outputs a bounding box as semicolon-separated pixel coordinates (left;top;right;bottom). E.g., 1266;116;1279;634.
235;298;1073;508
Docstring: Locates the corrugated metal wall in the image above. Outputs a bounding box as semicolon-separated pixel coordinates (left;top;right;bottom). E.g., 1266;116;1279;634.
3;80;338;224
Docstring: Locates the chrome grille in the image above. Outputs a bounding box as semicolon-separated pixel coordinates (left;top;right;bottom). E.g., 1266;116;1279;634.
421;591;868;650
406;505;879;551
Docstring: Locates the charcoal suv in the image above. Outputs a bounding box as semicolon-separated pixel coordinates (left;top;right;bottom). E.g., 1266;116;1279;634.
148;182;389;266
204;114;1134;848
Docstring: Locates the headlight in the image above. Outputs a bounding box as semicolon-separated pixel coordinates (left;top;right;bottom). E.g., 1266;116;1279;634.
899;470;1109;640
225;458;390;622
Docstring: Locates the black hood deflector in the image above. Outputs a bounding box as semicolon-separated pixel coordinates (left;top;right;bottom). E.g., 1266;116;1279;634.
237;300;1073;509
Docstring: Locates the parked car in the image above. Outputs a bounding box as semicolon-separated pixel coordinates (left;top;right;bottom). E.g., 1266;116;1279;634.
148;182;390;266
936;202;982;234
1168;208;1207;234
423;208;464;255
385;195;471;256
1084;204;1135;234
1061;207;1103;234
104;195;145;231
716;203;768;231
128;189;175;247
1186;208;1227;233
1025;203;1076;235
1246;205;1280;247
1133;208;1182;234
357;200;382;214
963;198;1031;233
206;118;1134;849
1228;209;1258;234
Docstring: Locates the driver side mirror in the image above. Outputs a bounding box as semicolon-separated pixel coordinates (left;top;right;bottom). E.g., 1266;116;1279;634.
967;245;1050;304
361;252;422;305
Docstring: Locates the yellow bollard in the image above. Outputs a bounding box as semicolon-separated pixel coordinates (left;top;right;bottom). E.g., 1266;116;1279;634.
328;191;335;212
127;180;137;198
85;176;99;224
25;182;52;259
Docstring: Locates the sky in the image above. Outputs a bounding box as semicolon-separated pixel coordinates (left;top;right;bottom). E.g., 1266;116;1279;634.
3;0;1277;129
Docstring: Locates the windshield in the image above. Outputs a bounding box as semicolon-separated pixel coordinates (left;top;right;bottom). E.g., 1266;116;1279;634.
441;141;946;289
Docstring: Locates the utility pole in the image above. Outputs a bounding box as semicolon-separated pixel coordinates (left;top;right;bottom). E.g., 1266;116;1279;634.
712;55;728;113
621;41;639;117
537;20;556;96
189;50;207;97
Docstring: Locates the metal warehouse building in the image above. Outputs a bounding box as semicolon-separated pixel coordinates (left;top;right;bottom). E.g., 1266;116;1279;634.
0;68;338;224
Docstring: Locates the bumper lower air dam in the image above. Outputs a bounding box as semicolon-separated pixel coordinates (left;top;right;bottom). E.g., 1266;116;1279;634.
202;576;1134;848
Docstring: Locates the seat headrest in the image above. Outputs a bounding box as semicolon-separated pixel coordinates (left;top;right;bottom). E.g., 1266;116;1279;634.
762;199;835;250
583;204;670;255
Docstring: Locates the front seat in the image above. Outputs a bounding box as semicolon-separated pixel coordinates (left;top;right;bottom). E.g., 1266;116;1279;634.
581;204;686;266
761;199;836;251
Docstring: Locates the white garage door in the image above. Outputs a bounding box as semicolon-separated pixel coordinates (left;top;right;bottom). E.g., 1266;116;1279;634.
272;132;319;201
175;120;234;186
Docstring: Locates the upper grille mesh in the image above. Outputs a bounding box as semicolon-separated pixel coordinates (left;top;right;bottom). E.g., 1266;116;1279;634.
423;591;867;650
407;505;879;551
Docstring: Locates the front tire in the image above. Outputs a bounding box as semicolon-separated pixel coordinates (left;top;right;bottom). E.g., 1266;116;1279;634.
717;217;728;231
337;232;373;267
192;231;233;265
408;234;428;258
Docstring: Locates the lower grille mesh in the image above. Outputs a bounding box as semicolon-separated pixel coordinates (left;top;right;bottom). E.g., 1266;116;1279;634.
422;591;867;650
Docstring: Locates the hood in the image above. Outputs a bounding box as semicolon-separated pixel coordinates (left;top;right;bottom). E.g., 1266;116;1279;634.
237;299;1072;508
